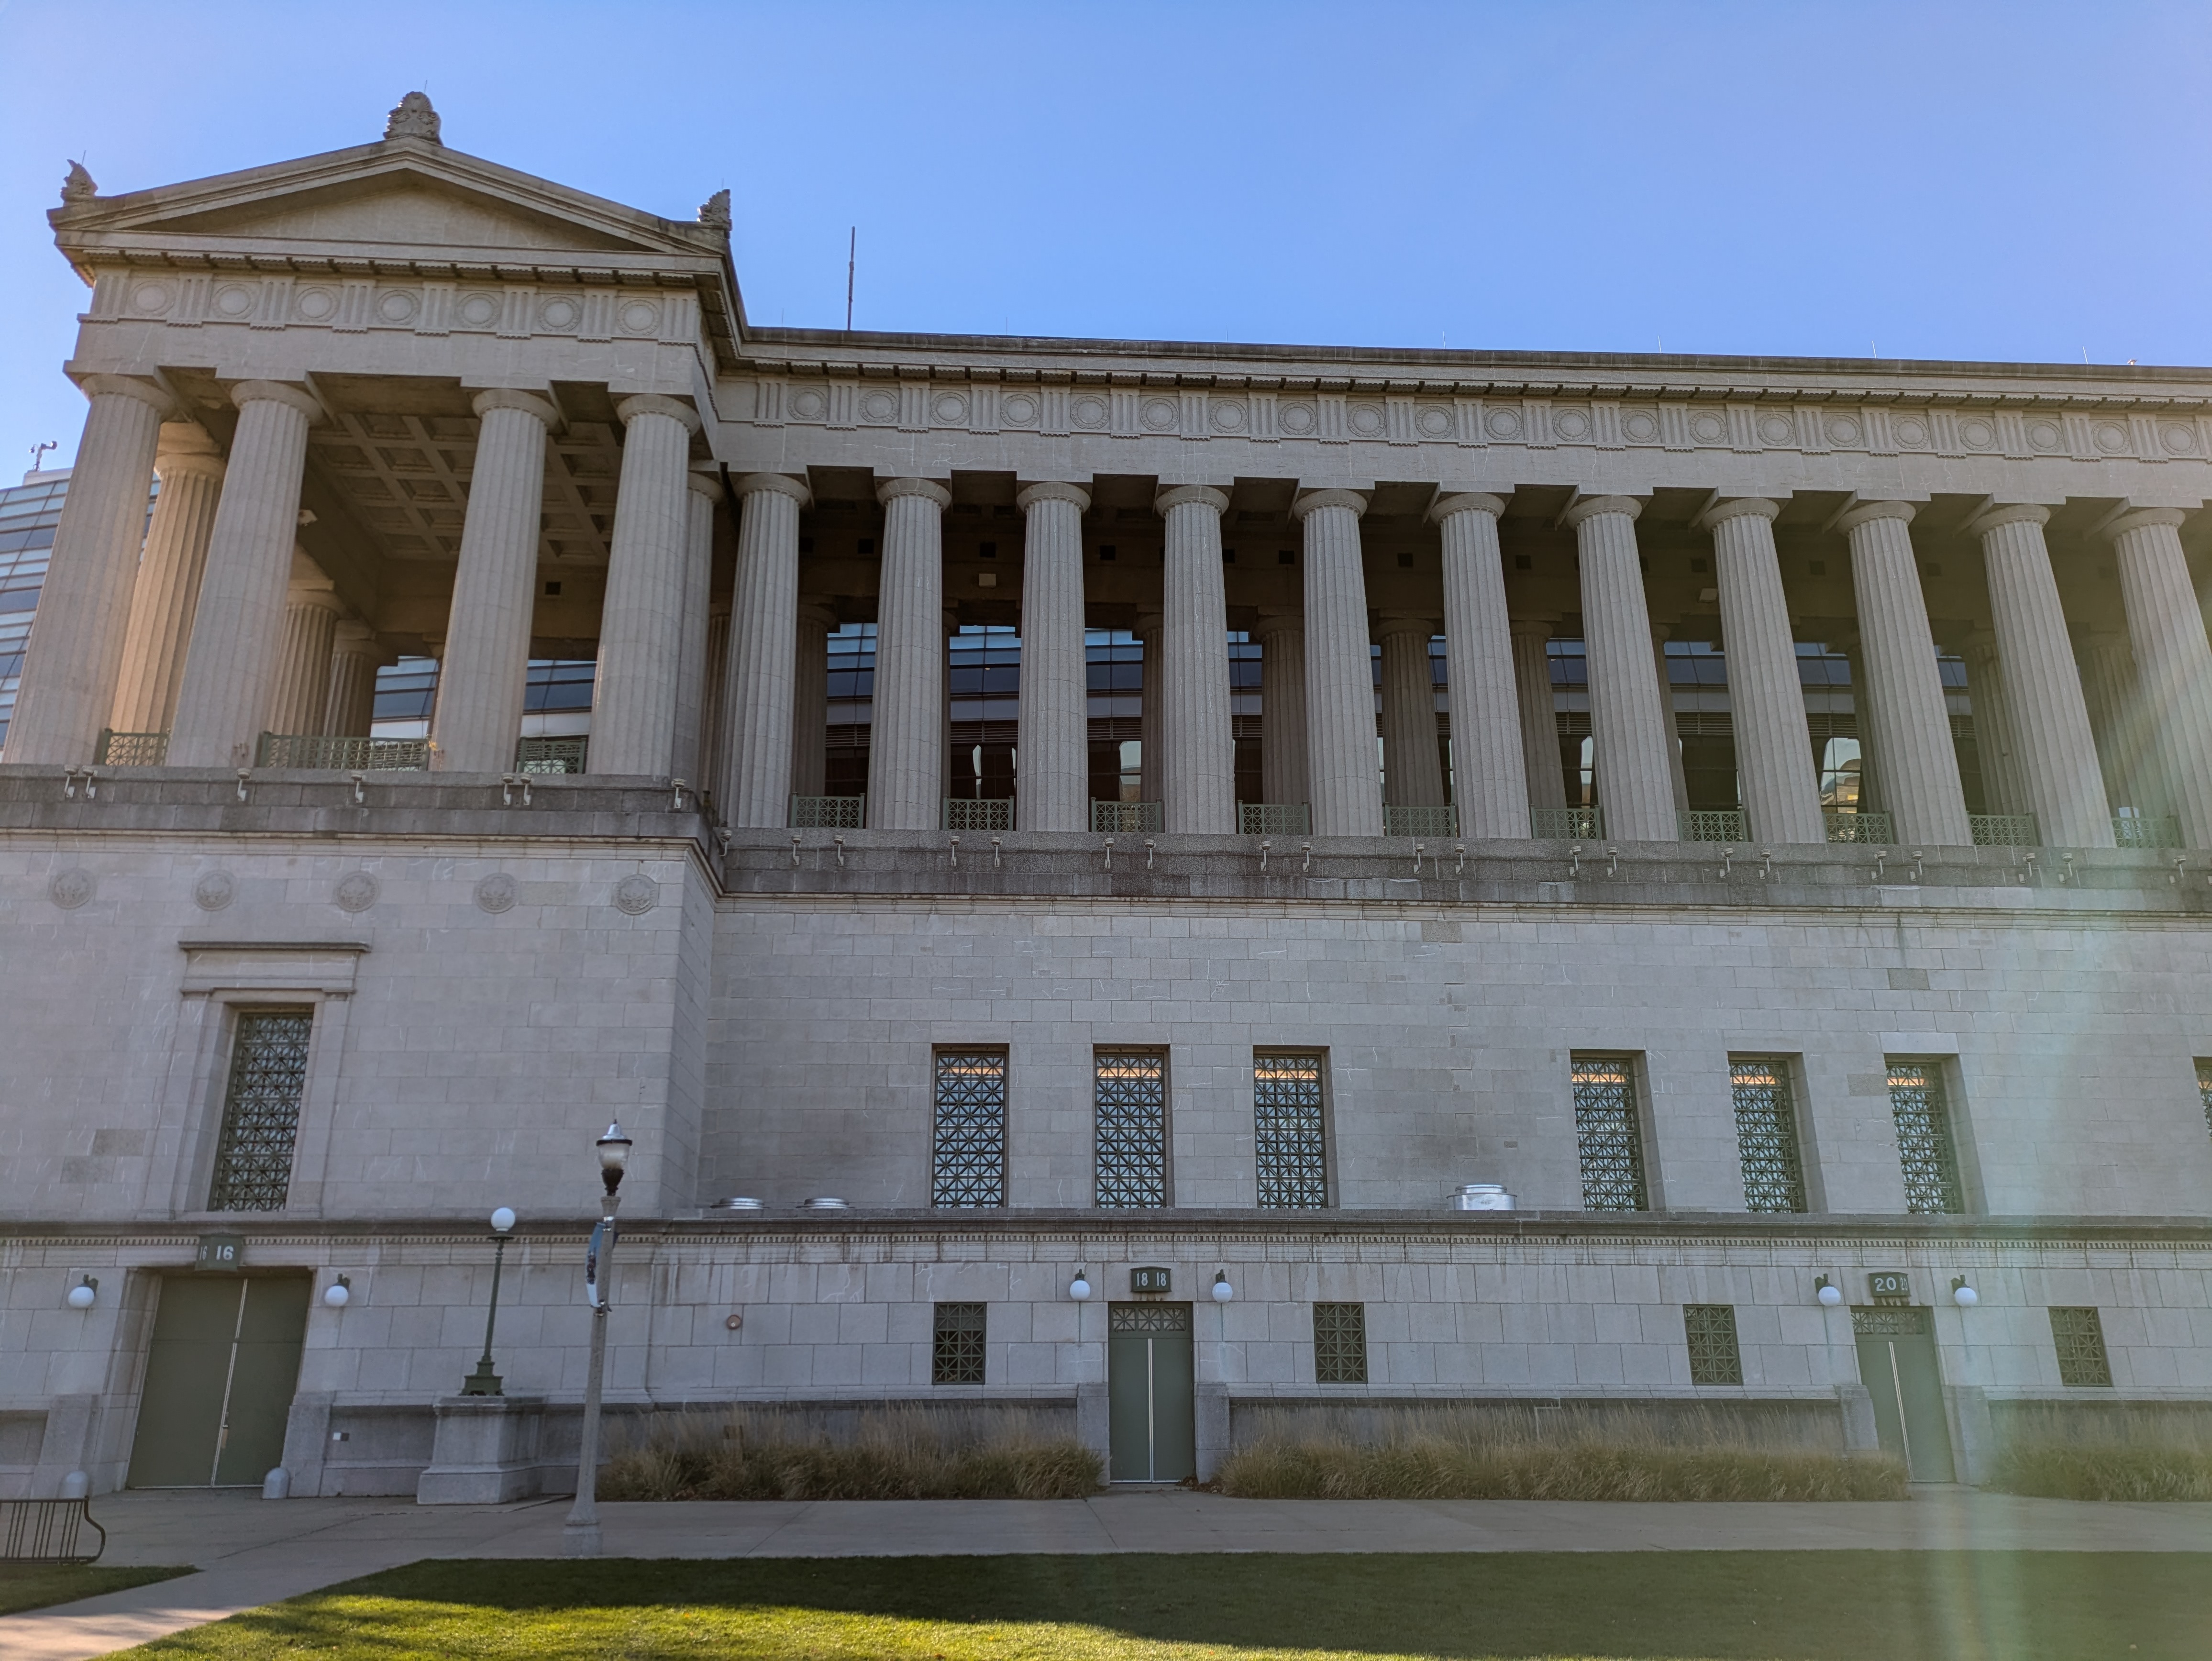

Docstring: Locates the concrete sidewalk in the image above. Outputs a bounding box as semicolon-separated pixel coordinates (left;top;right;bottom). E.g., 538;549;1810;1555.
8;1487;2211;1661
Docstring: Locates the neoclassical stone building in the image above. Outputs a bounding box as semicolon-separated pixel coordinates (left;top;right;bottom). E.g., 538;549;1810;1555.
3;94;2210;1498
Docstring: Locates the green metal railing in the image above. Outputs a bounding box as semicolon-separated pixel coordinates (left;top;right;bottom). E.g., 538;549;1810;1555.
1969;812;2039;848
93;729;167;766
1384;803;1460;838
515;736;587;775
2113;814;2182;849
1092;800;1162;834
1824;811;1894;845
944;797;1014;831
790;795;865;829
257;733;429;770
1677;809;1746;843
1531;806;1603;840
1239;802;1311;836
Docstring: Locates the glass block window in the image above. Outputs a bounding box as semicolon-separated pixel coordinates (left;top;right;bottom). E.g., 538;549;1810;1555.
1095;1051;1168;1208
1730;1057;1807;1213
2197;1059;2212;1142
1887;1061;1965;1214
1254;1051;1327;1208
1313;1302;1368;1384
207;1008;315;1212
2049;1307;2113;1388
932;1301;987;1384
1572;1055;1648;1211
1683;1304;1744;1385
931;1050;1006;1207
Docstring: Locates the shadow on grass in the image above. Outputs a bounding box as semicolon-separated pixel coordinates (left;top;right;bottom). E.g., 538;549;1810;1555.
128;1551;2212;1660
0;1562;193;1617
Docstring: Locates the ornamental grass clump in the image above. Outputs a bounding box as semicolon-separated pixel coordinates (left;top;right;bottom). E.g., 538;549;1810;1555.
599;1406;1102;1501
1214;1406;1906;1501
1986;1408;2212;1501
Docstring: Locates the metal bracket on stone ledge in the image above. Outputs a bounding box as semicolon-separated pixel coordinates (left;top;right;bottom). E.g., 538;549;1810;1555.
671;778;689;812
1301;841;1313;874
2017;849;2038;886
1568;842;1582;878
1909;849;1924;883
1760;847;1774;882
235;768;252;802
1259;838;1271;873
990;835;1002;869
61;766;97;800
833;834;845;867
501;773;532;808
348;770;366;806
1144;838;1156;870
1717;845;1733;880
2171;855;2188;886
949;835;960;869
1606;844;1620;878
789;834;801;868
1871;850;1886;881
1102;836;1113;871
2058;852;2076;886
1412;840;1425;875
1455;842;1466;876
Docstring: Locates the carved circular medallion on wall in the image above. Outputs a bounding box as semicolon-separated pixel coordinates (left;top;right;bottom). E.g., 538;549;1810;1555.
1757;414;1793;445
1690;413;1726;443
1278;401;1317;435
613;874;660;916
2160;422;2197;455
376;289;419;324
129;282;172;315
333;872;380;913
1211;399;1249;433
1959;418;1997;450
1892;416;1928;447
1347;403;1385;438
789;388;827;421
1416;405;1453;438
2027;420;2063;451
457;292;500;327
1622;411;1659;443
1070;395;1108;430
1554;408;1592;441
2094;422;2129;454
933;392;970;425
295;287;338;322
475;873;518;915
1824;416;1863;447
1001;393;1039;426
193;871;236;912
1141;398;1179;432
860;389;897;423
214;284;257;319
619;300;662;334
1483;407;1521;440
48;869;95;911
538;296;580;331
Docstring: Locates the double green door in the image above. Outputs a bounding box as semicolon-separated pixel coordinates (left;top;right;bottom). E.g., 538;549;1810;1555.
1852;1305;1956;1482
128;1275;310;1488
1108;1302;1194;1482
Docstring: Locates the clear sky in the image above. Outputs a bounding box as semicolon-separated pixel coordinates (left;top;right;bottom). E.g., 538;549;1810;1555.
3;0;2209;471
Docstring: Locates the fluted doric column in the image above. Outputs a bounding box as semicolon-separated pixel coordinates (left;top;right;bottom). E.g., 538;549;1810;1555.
868;477;950;829
8;376;170;763
111;424;223;739
1153;485;1236;833
1510;615;1567;814
169;382;323;769
323;621;383;737
1136;609;1163;806
671;468;722;786
1294;489;1382;836
699;601;732;804
1430;494;1528;837
789;602;835;800
590;395;700;775
719;472;810;826
2073;631;2147;817
1960;632;2026;815
1015;481;1091;831
1649;622;1691;815
1701;498;1826;844
1839;502;1972;846
265;570;343;737
428;388;557;774
1971;503;2113;847
1378;616;1445;809
1254;612;1309;808
2108;508;2212;848
1563;496;1674;842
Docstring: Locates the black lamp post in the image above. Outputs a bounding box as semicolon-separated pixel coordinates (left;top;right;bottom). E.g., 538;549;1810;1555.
562;1122;631;1558
459;1206;518;1395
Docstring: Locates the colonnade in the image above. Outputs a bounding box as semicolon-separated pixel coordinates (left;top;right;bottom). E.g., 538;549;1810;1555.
14;372;2212;852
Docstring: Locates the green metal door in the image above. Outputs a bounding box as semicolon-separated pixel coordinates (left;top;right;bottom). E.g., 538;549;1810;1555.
1852;1305;1955;1482
1107;1302;1194;1482
128;1276;310;1487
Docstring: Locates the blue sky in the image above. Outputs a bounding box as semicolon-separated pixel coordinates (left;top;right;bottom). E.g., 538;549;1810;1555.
3;0;2209;470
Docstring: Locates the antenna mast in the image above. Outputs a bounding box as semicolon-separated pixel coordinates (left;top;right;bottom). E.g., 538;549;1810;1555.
845;227;855;333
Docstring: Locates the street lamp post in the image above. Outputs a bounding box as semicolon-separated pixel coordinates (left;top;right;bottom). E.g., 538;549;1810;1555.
562;1123;631;1558
459;1207;519;1395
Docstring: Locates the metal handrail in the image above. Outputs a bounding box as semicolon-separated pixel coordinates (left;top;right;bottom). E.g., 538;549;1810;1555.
515;737;588;775
1824;811;1894;845
1384;803;1460;838
93;729;168;766
1238;802;1311;837
1677;809;1746;844
1969;812;2039;848
944;797;1014;831
257;733;430;771
1092;800;1162;834
2112;814;2182;849
1531;806;1603;840
790;795;865;829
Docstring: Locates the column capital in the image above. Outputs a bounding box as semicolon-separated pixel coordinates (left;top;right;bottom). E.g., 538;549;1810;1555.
613;393;701;436
2102;506;2187;541
332;620;380;653
1376;612;1438;639
154;424;225;482
1291;488;1368;522
731;470;807;508
1835;499;1916;534
469;387;560;427
1561;494;1643;530
230;380;326;424
1427;491;1506;523
687;466;727;504
78;374;177;419
1154;484;1230;516
1015;480;1091;513
1253;608;1303;641
1694;496;1780;531
796;599;840;631
1965;502;2051;538
286;583;347;616
1508;613;1559;641
876;476;951;509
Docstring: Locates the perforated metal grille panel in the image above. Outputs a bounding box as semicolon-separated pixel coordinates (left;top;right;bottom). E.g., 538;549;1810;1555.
1851;1305;1931;1338
1313;1302;1368;1384
207;1009;314;1212
1109;1302;1191;1334
2198;1059;2212;1142
931;1050;1006;1207
1095;1051;1168;1208
1887;1062;1965;1214
2049;1307;2112;1387
1683;1304;1743;1385
932;1301;986;1384
1572;1056;1647;1211
1254;1052;1327;1208
1730;1058;1807;1213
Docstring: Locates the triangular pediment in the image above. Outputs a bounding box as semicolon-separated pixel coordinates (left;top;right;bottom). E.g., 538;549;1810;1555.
152;172;646;254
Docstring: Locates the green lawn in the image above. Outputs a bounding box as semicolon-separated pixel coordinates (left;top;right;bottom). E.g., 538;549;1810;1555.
0;1561;193;1617
118;1551;2212;1660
